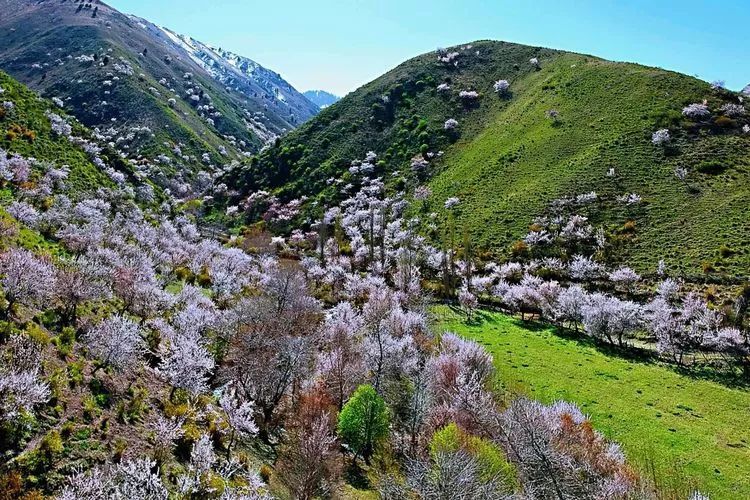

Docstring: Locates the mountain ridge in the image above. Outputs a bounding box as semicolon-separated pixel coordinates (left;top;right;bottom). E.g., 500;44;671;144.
0;0;318;193
153;22;319;125
303;89;341;108
223;39;750;277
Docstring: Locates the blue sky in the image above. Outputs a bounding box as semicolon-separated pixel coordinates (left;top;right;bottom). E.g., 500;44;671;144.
109;0;750;96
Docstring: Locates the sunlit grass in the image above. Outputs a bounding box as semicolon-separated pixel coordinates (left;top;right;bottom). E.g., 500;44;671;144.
433;305;750;499
426;55;750;277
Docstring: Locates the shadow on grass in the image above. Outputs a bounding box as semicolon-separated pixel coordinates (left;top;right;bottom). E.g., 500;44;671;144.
441;305;750;390
344;459;371;490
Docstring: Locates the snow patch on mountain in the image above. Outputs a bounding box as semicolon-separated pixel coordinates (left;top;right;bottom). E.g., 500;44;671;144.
158;26;296;106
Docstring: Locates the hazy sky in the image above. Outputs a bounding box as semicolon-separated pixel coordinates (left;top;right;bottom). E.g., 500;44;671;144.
108;0;750;96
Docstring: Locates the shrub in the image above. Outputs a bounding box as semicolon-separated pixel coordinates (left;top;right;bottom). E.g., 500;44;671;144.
40;430;64;461
47;368;68;401
696;160;727;174
197;268;212;287
621;220;637;234
67;360;85;387
259;464;273;483
60;421;75;439
719;245;736;258
112;438;127;462
5;124;35;143
714;116;736;128
430;423;462;455
21;129;35;143
0;471;26;500
651;109;682;127
163;399;190;419
180;421;202;445
704;285;719;303
24;323;51;346
701;261;715;274
427;423;517;493
82;395;101;422
53;327;76;356
470;436;516;486
510;240;529;257
125;385;149;422
175;266;193;282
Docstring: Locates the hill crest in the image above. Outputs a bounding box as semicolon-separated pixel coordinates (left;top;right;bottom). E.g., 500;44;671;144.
223;39;750;277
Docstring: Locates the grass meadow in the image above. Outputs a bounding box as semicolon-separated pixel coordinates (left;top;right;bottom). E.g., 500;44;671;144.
433;305;750;499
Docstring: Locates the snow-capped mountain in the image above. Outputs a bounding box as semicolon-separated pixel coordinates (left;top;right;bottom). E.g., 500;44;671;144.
0;0;319;165
157;25;318;120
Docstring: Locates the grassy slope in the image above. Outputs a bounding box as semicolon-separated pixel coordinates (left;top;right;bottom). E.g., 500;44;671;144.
0;69;152;257
426;54;750;277
230;41;750;277
228;41;559;198
433;305;750;499
0;71;113;194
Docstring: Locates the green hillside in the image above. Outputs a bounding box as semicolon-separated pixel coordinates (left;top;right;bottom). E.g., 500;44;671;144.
0;71;116;195
226;40;750;277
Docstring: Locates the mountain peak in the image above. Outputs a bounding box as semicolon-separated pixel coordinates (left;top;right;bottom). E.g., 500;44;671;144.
0;0;319;176
303;89;341;109
155;24;308;111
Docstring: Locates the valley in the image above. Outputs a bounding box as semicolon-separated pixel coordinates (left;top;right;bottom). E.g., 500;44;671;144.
0;2;748;499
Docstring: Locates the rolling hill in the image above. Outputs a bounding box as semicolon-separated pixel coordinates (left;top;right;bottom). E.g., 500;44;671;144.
225;40;750;278
1;35;749;499
0;0;318;192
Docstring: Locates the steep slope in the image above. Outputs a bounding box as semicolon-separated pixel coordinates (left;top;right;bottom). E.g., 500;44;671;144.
155;24;319;129
0;70;142;199
304;90;341;108
426;55;750;278
226;41;750;277
0;0;317;192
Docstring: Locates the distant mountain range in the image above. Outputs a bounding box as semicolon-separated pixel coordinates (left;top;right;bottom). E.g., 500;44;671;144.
0;0;319;188
304;89;341;108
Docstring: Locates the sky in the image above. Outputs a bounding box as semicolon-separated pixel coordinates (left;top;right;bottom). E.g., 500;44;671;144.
108;0;750;97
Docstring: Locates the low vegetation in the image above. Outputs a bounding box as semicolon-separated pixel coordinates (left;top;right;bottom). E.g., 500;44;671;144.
224;41;750;278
